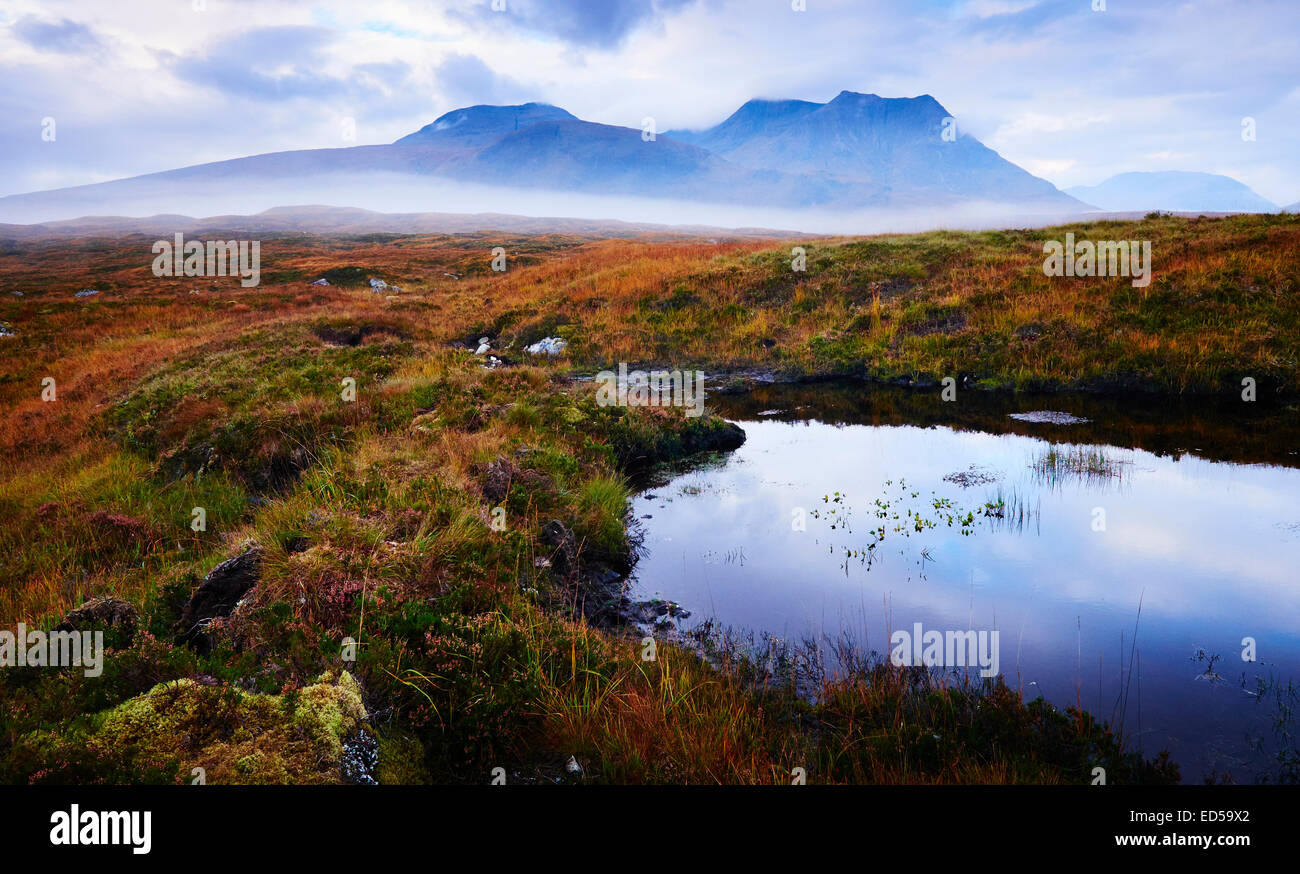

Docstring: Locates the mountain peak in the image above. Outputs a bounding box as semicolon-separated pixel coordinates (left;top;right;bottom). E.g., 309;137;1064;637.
660;90;1074;208
825;90;949;117
395;103;577;146
721;97;823;125
831;89;880;101
665;97;821;150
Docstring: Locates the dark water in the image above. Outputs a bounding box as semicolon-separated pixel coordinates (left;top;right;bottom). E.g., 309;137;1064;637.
630;382;1300;783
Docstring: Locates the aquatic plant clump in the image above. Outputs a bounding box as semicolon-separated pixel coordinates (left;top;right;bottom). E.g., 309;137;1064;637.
1032;445;1131;489
811;478;1010;545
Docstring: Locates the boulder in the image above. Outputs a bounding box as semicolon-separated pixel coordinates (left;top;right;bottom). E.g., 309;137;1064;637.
480;459;553;503
525;336;568;356
55;597;139;643
540;520;578;581
176;543;263;652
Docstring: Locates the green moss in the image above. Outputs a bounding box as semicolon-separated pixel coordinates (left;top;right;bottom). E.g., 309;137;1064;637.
50;671;370;784
375;730;433;785
291;670;367;763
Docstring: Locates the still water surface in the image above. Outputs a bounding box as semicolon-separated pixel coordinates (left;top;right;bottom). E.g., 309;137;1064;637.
630;383;1300;782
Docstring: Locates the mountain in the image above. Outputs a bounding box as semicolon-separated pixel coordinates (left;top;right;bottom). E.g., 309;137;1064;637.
0;94;1086;225
1065;171;1277;213
1283;202;1300;212
451;117;897;207
667;98;823;153
395;102;577;148
667;91;1078;207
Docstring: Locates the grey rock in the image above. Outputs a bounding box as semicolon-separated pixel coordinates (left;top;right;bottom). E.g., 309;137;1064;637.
176;543;263;653
55;597;139;642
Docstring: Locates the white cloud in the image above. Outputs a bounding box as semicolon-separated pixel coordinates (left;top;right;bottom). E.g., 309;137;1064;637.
1021;158;1076;180
996;112;1112;138
959;0;1040;20
0;0;1297;203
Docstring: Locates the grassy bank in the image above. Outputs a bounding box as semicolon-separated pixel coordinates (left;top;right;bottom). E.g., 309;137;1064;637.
3;213;1286;785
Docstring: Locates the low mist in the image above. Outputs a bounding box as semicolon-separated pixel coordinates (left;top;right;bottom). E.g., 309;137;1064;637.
0;172;1107;237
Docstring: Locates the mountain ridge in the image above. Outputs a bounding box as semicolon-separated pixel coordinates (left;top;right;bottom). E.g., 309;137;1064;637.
1065;171;1277;213
0;92;1090;223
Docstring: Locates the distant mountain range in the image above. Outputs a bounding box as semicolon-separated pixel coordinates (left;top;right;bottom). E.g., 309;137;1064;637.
0;92;1088;224
5;95;1289;229
1064;171;1278;213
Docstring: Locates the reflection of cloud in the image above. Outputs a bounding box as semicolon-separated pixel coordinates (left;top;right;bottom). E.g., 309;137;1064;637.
632;419;1300;645
631;414;1300;782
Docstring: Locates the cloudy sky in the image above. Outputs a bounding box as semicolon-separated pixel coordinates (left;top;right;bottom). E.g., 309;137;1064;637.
1;0;1297;203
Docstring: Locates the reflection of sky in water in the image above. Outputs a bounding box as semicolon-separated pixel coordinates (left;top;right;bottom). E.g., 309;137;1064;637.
630;419;1300;782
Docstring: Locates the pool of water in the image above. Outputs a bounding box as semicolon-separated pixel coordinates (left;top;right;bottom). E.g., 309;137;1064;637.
629;382;1300;783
